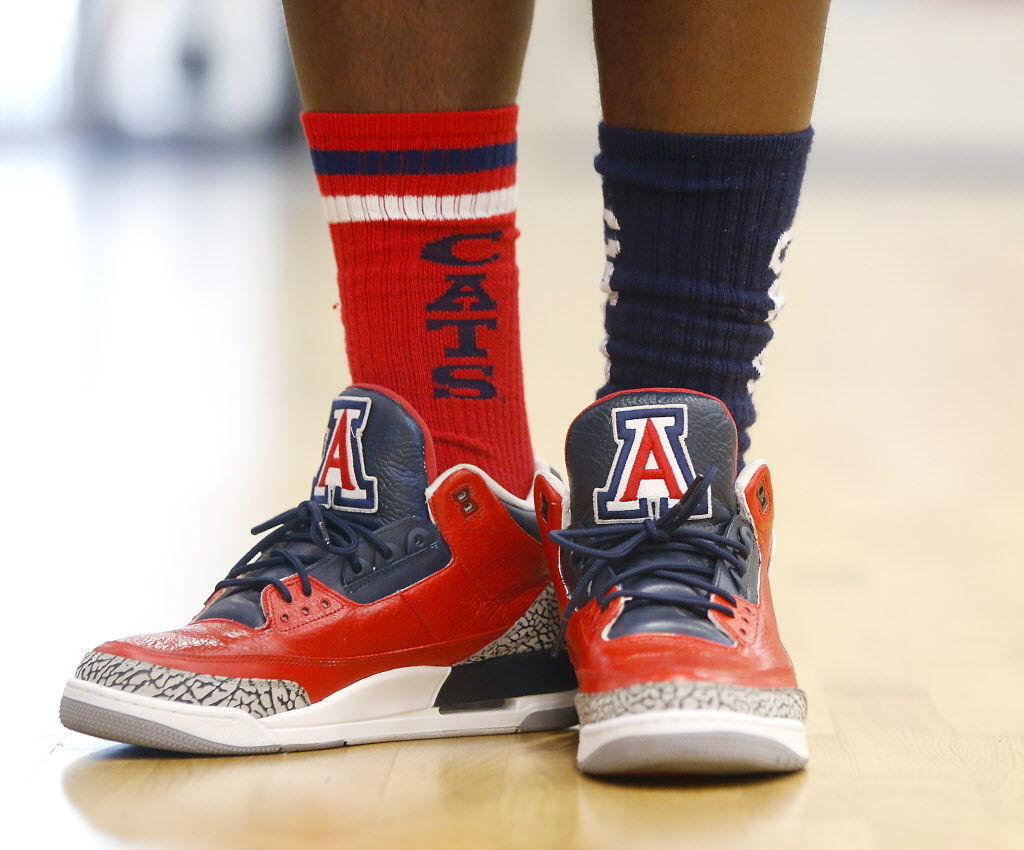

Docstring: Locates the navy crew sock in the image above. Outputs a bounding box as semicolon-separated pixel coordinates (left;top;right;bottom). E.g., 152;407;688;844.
595;123;813;463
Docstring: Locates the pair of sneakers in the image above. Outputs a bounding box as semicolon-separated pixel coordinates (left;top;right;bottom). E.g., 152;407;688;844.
61;385;807;775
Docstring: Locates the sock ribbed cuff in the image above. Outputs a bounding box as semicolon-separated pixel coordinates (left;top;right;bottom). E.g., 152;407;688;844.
597;123;814;162
302;108;518;222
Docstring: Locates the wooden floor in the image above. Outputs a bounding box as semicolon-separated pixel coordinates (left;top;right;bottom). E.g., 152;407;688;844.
16;154;1021;850
15;8;1024;847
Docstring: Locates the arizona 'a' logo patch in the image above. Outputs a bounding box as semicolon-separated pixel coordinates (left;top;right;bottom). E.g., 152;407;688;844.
594;404;710;523
312;397;378;512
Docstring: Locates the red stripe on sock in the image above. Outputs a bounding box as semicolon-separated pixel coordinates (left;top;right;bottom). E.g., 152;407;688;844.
302;108;517;151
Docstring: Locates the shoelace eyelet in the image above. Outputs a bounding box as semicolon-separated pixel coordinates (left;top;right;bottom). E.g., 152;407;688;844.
548;469;752;646
211;499;417;609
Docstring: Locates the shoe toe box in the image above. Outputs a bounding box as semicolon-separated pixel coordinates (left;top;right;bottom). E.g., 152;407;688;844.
72;623;311;719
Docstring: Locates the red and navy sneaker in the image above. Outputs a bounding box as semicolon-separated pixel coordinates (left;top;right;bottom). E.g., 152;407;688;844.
61;386;577;754
534;389;808;775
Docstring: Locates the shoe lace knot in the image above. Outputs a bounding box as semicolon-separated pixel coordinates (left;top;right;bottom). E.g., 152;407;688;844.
548;469;750;651
212;500;393;604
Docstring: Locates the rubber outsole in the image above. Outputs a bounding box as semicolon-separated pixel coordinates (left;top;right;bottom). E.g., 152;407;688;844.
60;696;578;755
60;697;281;755
60;671;578;756
576;709;808;776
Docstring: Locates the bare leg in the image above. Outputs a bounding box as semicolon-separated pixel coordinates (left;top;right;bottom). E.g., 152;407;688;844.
282;0;535;112
593;0;830;133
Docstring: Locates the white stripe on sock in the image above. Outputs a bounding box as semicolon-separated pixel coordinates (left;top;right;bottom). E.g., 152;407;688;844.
322;187;517;223
600;207;622;380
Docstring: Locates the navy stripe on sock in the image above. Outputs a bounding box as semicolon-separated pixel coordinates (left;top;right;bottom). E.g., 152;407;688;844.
310;142;516;176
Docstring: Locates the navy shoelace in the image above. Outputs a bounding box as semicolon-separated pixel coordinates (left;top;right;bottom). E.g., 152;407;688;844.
548;470;749;647
214;500;393;603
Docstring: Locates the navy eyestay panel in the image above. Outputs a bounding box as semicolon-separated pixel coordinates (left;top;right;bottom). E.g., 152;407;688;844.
198;514;452;629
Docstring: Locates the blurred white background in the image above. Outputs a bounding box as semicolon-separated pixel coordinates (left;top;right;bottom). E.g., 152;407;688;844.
4;3;1023;847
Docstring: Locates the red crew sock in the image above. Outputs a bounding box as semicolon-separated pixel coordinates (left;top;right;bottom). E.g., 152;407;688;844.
302;107;533;496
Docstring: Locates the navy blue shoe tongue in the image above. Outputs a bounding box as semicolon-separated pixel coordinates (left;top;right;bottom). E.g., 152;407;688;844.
310;386;432;525
197;387;432;628
563;389;743;644
564;389;739;528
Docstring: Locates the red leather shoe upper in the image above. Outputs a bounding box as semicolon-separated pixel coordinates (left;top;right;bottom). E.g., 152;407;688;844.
96;470;548;704
536;398;799;695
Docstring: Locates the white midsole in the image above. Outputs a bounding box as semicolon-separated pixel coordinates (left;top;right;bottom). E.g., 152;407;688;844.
64;666;577;750
577;709;808;764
